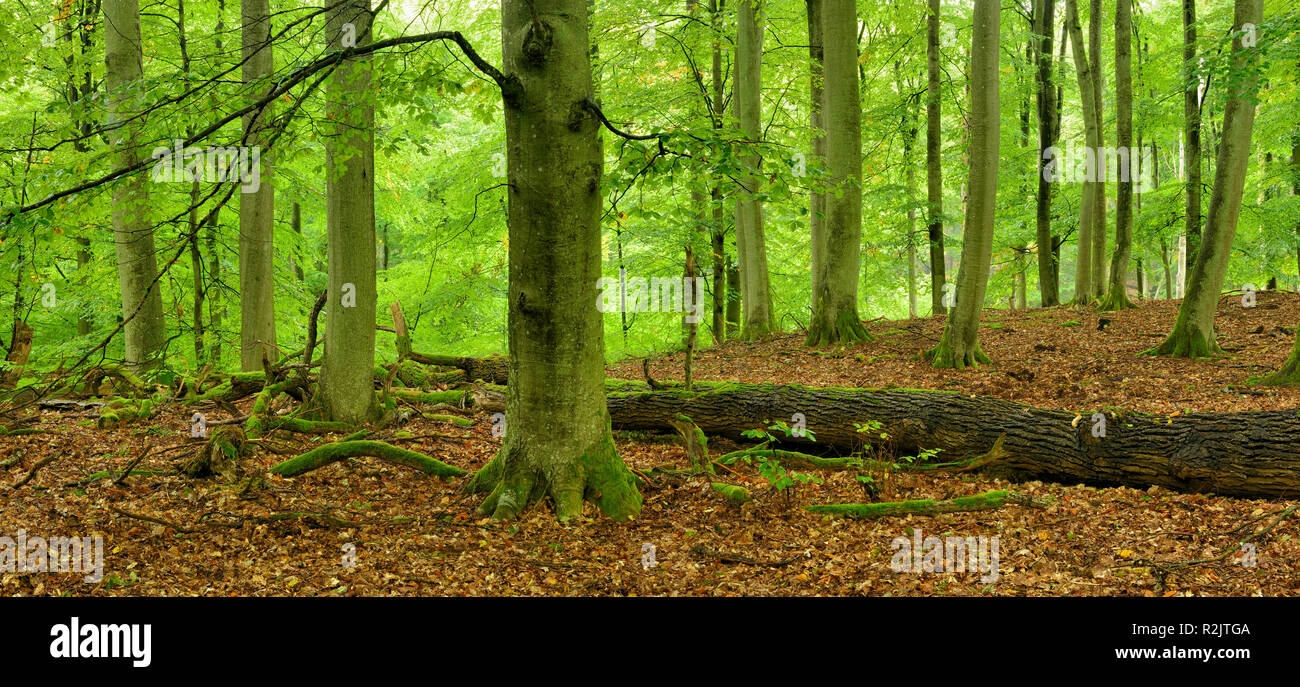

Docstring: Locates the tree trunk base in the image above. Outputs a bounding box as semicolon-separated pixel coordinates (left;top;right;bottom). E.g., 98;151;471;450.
468;435;642;522
805;310;872;347
924;337;992;369
1098;288;1139;312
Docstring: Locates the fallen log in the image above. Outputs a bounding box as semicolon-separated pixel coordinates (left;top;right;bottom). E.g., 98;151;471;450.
602;381;1300;499
405;352;509;385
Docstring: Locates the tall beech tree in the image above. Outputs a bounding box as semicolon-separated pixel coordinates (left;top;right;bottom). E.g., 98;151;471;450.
1086;0;1105;298
1146;0;1263;358
1063;0;1099;304
466;0;642;521
925;0;946;315
1182;0;1203;280
239;0;277;370
105;0;166;369
805;0;868;345
709;0;729;344
318;0;378;423
926;0;999;369
1100;0;1136;311
806;0;826;318
734;0;775;337
1033;0;1059;306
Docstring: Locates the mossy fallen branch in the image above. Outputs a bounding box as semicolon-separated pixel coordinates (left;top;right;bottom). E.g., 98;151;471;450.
805;489;1050;519
710;482;750;505
270;440;467;478
424;414;474;428
720;448;858;470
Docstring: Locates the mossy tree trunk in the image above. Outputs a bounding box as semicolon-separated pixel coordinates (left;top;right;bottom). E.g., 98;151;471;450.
466;0;641;522
1100;0;1137;311
239;0;278;371
1147;0;1263;358
927;0;998;369
925;0;947;316
319;0;379;423
733;0;776;338
806;0;868;346
105;0;166;370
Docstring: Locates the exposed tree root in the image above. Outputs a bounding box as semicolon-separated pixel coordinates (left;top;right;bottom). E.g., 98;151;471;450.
270;440;466;478
467;435;641;522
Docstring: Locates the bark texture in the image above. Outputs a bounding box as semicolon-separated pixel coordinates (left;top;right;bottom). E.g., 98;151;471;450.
927;0;999;369
105;0;166;370
604;381;1300;499
319;0;379;423
239;0;277;370
467;0;642;522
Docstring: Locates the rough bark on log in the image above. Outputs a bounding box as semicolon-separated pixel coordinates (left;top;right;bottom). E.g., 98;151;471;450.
602;381;1300;498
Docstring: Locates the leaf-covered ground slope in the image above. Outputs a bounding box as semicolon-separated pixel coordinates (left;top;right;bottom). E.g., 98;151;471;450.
2;294;1298;596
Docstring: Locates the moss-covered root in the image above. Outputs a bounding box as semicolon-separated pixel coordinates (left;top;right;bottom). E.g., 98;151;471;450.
425;414;474;428
96;396;160;429
245;380;302;439
1097;287;1138;312
180;426;248;480
805;489;1050;520
710;482;750;505
1141;324;1224;359
469;436;642;522
1254;329;1300;386
270;440;467;479
804;310;873;347
669;414;712;474
924;335;993;370
268;418;355;434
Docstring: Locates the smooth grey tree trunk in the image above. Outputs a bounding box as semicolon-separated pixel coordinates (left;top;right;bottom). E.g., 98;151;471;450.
806;0;826;317
1101;0;1137;310
467;0;642;522
319;0;378;422
1147;0;1263;358
105;0;166;370
239;0;277;371
805;0;868;345
1064;0;1097;304
927;0;999;368
1183;0;1203;280
1087;0;1105;297
926;0;947;316
734;0;775;337
1033;0;1060;306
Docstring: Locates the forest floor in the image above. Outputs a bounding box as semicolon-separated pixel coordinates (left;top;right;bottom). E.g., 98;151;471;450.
2;293;1299;597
